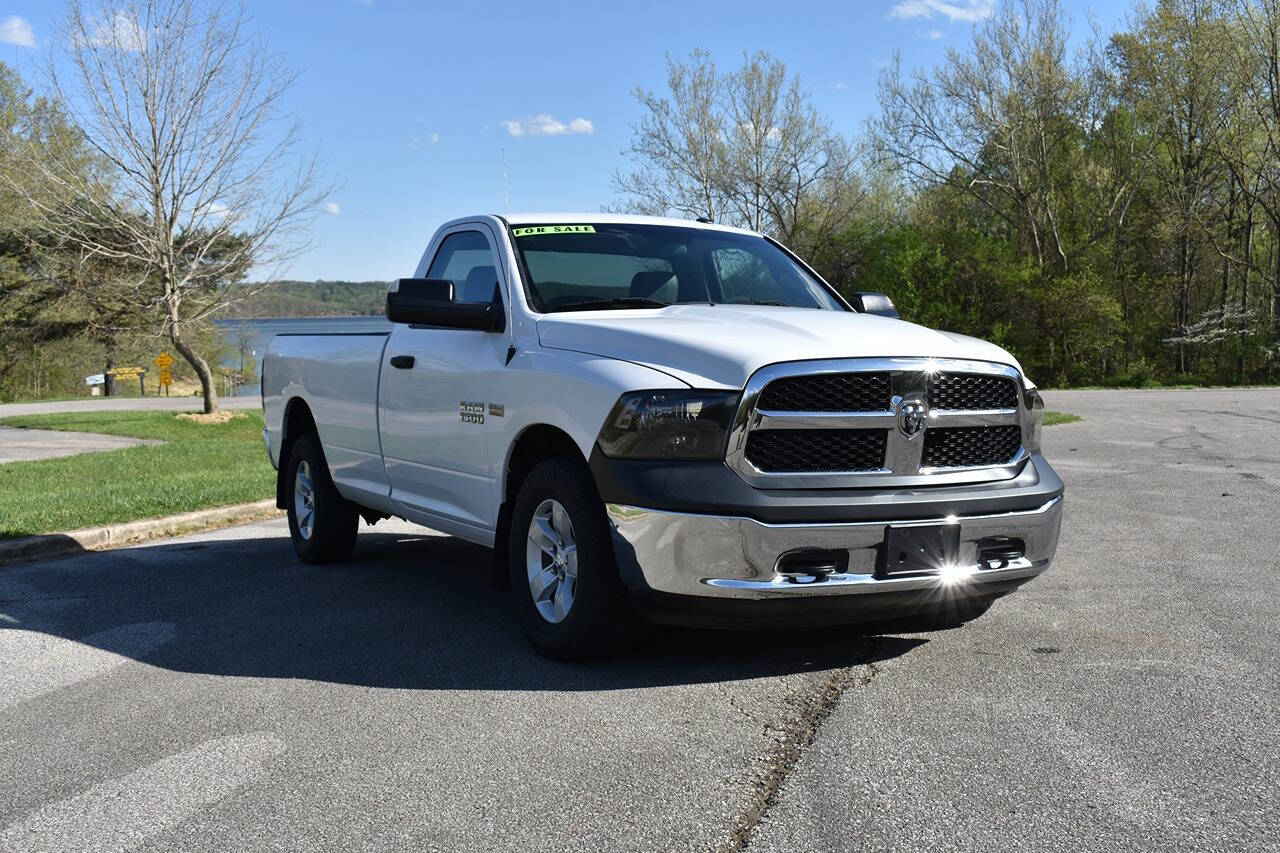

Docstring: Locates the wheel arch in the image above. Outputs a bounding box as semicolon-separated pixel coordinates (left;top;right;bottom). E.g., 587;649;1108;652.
493;422;595;578
276;396;319;509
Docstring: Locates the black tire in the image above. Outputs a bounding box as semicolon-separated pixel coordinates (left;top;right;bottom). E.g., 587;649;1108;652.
285;433;359;564
507;456;636;660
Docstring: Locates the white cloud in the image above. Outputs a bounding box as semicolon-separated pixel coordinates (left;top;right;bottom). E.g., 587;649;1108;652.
834;81;848;92
0;16;36;47
323;202;341;215
405;131;439;149
501;114;594;137
888;0;993;23
85;10;144;50
921;28;944;39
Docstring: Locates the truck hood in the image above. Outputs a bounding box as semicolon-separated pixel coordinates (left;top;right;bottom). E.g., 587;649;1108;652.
535;304;1023;389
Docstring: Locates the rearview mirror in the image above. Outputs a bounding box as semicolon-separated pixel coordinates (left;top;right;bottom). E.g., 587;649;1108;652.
385;278;505;332
850;291;900;319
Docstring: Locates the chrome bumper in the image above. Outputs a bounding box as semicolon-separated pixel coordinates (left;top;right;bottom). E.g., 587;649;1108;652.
606;496;1062;601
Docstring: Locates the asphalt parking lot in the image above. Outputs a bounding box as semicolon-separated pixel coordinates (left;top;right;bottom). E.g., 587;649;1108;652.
1;389;1276;851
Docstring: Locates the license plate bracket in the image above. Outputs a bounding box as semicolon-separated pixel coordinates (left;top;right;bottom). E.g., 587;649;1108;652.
879;524;961;579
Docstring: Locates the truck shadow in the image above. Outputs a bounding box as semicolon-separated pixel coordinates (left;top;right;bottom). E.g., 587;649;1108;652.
2;529;929;691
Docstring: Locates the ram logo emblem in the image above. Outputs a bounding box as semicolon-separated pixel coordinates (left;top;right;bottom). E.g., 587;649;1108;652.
897;397;927;438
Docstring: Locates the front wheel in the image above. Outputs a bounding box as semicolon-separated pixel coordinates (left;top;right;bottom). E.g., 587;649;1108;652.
285;433;359;564
508;457;636;660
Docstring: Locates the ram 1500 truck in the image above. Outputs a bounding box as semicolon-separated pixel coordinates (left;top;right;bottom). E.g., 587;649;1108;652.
262;213;1063;659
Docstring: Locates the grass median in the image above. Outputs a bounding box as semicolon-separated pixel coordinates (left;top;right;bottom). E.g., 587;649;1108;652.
0;410;274;539
1044;411;1082;426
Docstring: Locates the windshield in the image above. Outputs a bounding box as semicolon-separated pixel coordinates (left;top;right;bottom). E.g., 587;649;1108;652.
509;223;847;313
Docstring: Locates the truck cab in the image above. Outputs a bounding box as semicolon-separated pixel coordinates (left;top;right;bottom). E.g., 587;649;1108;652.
262;213;1063;659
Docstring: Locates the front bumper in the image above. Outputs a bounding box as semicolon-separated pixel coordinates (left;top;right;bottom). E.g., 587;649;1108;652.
607;496;1062;603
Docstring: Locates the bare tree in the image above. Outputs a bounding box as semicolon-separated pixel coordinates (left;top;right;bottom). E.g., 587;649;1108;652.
612;50;854;245
873;0;1141;272
7;0;325;412
612;49;726;222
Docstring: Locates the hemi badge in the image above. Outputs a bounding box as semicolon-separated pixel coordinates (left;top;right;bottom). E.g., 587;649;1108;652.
488;403;505;417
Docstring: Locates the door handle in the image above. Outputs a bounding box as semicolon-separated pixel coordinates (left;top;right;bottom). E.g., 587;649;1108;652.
389;355;415;369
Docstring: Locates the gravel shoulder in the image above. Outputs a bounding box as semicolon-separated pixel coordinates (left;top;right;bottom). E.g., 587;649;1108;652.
0;426;164;463
0;396;260;418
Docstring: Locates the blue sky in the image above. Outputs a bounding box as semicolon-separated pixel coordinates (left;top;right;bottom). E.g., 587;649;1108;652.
1;0;1129;281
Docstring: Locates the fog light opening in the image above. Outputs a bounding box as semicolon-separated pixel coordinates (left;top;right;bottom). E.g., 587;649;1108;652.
777;549;849;584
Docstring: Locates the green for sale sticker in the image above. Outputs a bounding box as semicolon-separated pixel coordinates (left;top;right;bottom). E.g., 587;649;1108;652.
512;224;596;237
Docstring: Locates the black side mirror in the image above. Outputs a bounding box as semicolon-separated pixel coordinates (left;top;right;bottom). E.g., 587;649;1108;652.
385;278;505;332
850;291;900;319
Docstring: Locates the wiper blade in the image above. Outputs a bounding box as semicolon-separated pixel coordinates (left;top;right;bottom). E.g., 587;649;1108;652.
735;299;790;307
551;297;669;312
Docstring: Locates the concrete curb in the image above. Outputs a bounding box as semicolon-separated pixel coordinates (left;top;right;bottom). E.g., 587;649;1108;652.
0;500;282;568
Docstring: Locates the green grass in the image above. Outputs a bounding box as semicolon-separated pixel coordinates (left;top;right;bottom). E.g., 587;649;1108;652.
0;410;274;539
1044;411;1082;426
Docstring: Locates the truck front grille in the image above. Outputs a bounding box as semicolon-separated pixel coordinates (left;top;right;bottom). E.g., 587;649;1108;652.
922;425;1022;468
745;429;887;473
727;358;1029;488
758;372;890;412
927;373;1018;410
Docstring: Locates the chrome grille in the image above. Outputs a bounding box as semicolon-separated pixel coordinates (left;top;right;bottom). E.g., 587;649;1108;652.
745;429;886;473
922;425;1022;468
758;373;891;412
927;373;1018;410
726;358;1030;488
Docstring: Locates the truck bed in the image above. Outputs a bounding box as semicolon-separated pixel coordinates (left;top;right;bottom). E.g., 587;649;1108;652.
262;332;393;509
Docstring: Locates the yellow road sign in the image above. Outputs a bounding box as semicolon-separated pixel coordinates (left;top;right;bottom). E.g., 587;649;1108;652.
154;352;174;368
159;368;173;385
106;366;145;378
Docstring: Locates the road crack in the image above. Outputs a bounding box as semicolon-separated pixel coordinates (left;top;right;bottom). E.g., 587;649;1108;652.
719;654;885;852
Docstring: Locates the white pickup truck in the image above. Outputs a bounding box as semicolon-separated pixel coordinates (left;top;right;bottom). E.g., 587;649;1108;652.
262;213;1063;659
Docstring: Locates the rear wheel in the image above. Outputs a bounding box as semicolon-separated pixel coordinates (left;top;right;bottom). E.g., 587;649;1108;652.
508;457;635;660
286;433;359;564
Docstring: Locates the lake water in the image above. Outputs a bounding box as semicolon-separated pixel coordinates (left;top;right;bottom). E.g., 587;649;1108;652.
213;316;392;395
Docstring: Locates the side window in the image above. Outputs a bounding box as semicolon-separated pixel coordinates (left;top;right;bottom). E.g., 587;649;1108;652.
711;247;820;308
712;248;781;303
426;231;500;304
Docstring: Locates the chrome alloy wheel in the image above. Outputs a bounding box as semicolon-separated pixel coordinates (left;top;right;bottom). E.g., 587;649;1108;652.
294;460;316;540
525;498;578;624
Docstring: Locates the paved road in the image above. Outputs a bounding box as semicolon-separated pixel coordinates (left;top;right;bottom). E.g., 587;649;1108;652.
0;389;1275;851
0;427;163;463
0;396;260;418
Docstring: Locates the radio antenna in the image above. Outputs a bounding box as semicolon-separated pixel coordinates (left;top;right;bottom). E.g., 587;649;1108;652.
502;147;510;216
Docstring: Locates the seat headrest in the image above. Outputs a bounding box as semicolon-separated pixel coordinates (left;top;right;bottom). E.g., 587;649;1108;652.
459;265;497;303
629;270;676;299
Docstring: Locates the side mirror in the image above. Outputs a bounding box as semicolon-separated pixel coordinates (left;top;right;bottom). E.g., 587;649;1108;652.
385;278;505;332
850;291;900;319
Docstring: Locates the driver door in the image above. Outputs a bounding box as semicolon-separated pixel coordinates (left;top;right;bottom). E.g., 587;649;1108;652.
378;223;509;536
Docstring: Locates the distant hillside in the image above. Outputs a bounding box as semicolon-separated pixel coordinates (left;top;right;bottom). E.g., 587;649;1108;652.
219;281;388;318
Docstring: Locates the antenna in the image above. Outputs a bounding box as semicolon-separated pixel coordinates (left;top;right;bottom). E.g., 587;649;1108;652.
502;147;510;216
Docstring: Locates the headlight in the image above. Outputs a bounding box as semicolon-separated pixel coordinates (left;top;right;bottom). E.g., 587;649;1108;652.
597;390;740;460
1024;384;1045;453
